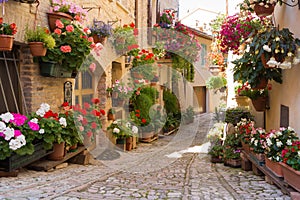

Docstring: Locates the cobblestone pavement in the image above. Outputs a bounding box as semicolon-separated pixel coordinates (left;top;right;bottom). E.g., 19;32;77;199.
0;113;291;200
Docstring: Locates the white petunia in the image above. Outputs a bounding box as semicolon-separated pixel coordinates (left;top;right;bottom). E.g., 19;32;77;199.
16;134;26;146
0;112;14;123
39;129;45;134
113;128;120;134
0;121;6;132
59;117;67;127
3;127;15;141
286;139;292;146
276;141;283;147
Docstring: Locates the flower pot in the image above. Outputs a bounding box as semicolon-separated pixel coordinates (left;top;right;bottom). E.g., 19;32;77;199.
234;95;250;107
92;35;107;45
39;60;57;77
28;42;47;57
280;162;300;192
47;12;73;32
254;3;275;17
265;158;283;177
251;96;267;112
211;156;223;163
48;142;65;161
126;137;133;151
0;35;14;51
107;113;115;121
224;158;241;168
39;60;74;78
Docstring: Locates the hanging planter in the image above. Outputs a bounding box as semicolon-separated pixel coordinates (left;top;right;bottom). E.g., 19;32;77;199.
92;35;108;45
0;35;14;51
252;77;268;89
28;42;47;56
251;96;267;112
39;60;74;78
47;12;73;32
253;3;275;17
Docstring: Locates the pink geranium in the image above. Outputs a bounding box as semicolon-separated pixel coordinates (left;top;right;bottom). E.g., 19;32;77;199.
55;20;64;29
60;45;72;53
54;28;62;35
66;25;74;32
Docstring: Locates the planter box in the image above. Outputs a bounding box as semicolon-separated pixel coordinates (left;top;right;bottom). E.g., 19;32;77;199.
265;158;283;177
224;158;241;168
39;60;75;78
0;142;52;172
280;162;300;192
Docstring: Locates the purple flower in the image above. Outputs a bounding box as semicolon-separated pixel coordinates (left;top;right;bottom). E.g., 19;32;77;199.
28;121;40;131
0;132;4;138
0;0;8;3
11;113;27;126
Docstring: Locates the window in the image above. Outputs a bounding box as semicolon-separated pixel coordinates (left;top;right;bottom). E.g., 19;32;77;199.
74;70;94;105
200;44;207;66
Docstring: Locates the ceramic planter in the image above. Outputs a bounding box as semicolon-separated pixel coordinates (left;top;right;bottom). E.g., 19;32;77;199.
0;35;14;51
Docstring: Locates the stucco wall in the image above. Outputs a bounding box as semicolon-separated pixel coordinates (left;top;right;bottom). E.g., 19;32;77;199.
266;5;300;134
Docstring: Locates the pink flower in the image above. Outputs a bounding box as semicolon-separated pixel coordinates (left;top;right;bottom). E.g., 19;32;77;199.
55;20;64;29
54;28;62;35
14;130;22;137
66;25;74;32
11;113;27;126
79;126;84;131
89;63;96;72
28;121;40;131
60;45;72;53
88;37;93;42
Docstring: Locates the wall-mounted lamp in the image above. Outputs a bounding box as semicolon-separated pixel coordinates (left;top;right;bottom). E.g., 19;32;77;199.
280;0;300;9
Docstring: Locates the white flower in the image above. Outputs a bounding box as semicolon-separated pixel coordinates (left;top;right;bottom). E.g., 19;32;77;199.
276;131;282;136
276;141;283;147
266;57;279;68
278;61;292;69
286;139;292;146
9;139;22;150
0;112;14;123
275;37;280;41
126;122;131;128
30;118;39;124
113;128;120;134
287;52;293;57
36;108;45;117
132;126;138;134
59;117;67;127
40;103;50;112
298;151;300;157
266;138;272;146
0;121;6;132
39;129;45;134
263;45;271;52
3;127;14;141
113;121;118;124
275;49;280;54
275;156;280;162
254;140;258;146
16;134;26;146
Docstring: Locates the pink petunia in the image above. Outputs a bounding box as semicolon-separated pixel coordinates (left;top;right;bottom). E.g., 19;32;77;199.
60;45;72;53
55;20;64;29
66;25;74;32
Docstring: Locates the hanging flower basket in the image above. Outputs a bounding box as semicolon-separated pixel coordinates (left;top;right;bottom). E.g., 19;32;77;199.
92;35;107;45
251;96;267;112
252;77;268;89
39;60;75;78
254;3;275;17
47;12;73;32
28;42;47;57
0;35;14;51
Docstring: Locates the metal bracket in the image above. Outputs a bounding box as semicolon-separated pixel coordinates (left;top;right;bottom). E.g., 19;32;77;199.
82;6;101;12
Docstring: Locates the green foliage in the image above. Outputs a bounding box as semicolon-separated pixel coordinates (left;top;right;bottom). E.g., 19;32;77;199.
209;14;226;33
163;89;181;117
208;142;224;158
206;76;227;90
172;54;195;82
107;120;134;138
182;106;194;123
25;26;56;49
225;108;254;126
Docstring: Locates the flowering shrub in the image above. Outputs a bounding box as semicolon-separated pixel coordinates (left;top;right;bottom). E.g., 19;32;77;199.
281;140;300;171
236;118;255;144
265;127;299;162
0;112;40;160
107;119;138;139
158;9;177;28
217;13;267;54
0;18;17;35
49;0;87;22
249;128;267;153
72;98;105;141
113;22;139;54
41;19;94;72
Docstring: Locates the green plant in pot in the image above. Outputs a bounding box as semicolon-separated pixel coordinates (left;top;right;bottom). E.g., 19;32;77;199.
25;26;56;57
206;76;227;93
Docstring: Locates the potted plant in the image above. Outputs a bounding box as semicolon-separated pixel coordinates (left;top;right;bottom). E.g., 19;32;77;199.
158;9;177;28
265;127;299;177
89;20;112;44
40;19;94;77
206;76;227;93
280;140;300;192
24;26;56;57
0;17;17;51
239;0;282;17
48;0;87;31
113;22;139;54
249;127;268;163
251;26;300;68
236;118;255;153
207;122;226;163
182;106;195;124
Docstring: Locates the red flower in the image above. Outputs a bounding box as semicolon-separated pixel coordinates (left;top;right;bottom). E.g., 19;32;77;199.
55;20;64;29
60;45;72;53
133;28;138;36
141;118;147;124
62;102;69;107
84;102;90;109
82;118;88;126
91;110;97;116
129;22;135;28
54;28;62;35
135;113;140;118
81;109;87;115
91;98;100;104
87;131;93;137
100;109;105;115
91;122;97;129
135;109;140;113
0;18;2;24
66;25;74;32
74;15;81;21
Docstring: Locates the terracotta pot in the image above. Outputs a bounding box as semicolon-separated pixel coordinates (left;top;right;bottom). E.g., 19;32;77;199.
254;3;275;17
251;96;267;112
0;35;14;51
48;142;65;161
92;35;108;45
265;158;283;177
252;77;268;89
234;95;250;107
280;162;300;192
211;156;223;163
47;12;73;32
28;42;47;56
